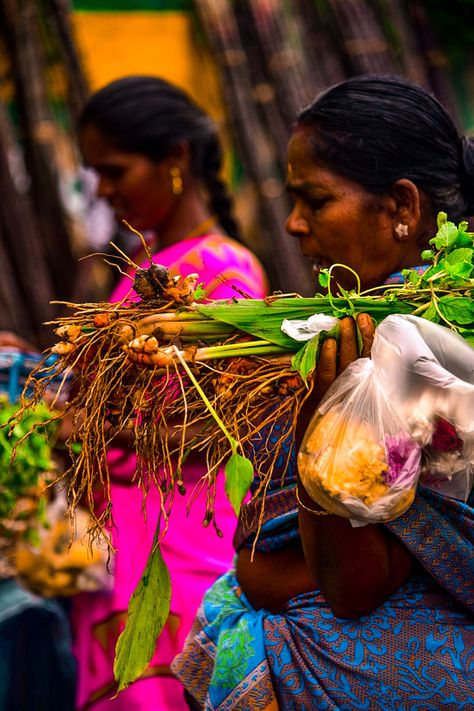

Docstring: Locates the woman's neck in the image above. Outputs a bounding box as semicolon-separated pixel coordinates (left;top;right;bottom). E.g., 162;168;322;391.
156;191;217;249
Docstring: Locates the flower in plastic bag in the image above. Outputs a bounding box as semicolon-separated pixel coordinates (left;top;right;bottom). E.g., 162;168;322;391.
431;417;463;453
299;407;423;521
384;434;422;487
299;410;390;506
406;409;435;446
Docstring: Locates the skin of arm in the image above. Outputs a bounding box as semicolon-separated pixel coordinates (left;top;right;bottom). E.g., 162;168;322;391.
295;314;415;619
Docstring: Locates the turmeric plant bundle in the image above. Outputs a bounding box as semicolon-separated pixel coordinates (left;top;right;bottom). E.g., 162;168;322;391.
10;212;474;691
14;213;474;542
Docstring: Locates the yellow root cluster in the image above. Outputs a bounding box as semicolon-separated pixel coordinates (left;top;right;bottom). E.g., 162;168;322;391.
17;294;307;548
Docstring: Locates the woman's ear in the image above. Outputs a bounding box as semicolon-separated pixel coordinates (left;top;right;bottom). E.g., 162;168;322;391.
390;179;421;242
165;141;191;174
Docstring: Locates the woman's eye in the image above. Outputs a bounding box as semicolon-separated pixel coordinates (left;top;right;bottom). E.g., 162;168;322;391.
306;197;327;210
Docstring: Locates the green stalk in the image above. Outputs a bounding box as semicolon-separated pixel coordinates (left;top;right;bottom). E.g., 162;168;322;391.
172;346;239;453
194;342;290;361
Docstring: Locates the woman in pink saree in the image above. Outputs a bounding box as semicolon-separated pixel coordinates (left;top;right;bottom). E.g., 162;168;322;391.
72;76;268;711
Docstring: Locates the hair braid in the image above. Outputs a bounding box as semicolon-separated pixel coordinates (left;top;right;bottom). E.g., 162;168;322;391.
196;135;241;241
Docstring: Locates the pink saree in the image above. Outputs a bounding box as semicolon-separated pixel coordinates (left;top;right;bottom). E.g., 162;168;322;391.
72;234;268;710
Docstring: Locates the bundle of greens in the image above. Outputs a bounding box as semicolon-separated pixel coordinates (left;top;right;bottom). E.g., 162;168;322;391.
11;213;474;691
13;213;474;532
0;395;57;579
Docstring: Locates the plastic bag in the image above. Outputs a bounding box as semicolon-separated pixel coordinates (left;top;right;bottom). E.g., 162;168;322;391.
369;315;474;502
298;358;422;523
298;314;474;524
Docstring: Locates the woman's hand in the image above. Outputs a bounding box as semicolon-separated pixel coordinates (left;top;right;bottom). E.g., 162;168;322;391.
295;314;374;447
312;313;375;401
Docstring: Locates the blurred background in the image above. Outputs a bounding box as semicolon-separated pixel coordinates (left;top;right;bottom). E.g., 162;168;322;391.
1;0;473;347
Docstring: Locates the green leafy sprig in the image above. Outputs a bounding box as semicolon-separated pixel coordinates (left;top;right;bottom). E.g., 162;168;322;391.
0;396;56;540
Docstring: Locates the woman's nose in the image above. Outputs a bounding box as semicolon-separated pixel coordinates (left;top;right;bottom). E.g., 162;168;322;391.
285;206;310;237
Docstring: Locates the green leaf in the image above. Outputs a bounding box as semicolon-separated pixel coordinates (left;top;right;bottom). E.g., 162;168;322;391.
444;248;473;280
423;264;447;281
402;269;422;287
437;211;447;229
114;539;171;694
318;269;330;288
420;249;434;262
421;302;440;323
291;334;319;383
193;283;207;301
458;329;474;348
438;296;474;325
455;230;474;248
431;220;458;249
224;452;254;515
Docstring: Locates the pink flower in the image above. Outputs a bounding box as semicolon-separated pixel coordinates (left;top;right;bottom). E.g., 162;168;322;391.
384;434;422;486
431;418;463;453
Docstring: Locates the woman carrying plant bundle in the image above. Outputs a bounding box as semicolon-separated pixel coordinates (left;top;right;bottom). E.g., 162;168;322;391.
172;76;474;710
73;76;268;711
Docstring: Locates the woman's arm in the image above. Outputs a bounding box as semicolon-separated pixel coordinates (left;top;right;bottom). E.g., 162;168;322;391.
297;483;414;618
295;315;415;619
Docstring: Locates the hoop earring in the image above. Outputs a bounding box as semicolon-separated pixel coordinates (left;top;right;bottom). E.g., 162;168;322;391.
170;166;183;195
395;223;409;238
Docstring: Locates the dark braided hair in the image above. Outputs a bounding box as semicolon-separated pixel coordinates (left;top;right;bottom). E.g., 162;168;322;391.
295;75;474;220
78;75;240;239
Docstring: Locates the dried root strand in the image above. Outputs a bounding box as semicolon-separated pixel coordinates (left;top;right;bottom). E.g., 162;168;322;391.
15;286;309;550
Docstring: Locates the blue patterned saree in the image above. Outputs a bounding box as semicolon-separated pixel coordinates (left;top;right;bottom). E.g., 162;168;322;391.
173;268;474;708
172;485;474;710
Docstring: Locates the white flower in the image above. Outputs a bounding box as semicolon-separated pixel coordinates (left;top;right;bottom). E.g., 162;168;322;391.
281;314;339;342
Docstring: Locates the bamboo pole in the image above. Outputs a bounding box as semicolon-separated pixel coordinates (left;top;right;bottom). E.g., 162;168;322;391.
0;96;56;347
194;0;314;296
1;0;79;303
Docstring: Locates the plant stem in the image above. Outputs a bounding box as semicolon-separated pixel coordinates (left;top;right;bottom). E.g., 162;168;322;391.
172;347;237;452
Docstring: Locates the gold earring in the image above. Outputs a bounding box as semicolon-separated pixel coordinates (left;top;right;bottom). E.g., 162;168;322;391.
395;223;409;238
170;166;183;195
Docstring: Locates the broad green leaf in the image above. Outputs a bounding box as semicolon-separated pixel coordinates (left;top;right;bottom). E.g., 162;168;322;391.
421;263;446;283
432;219;458;249
444;248;473;280
455;230;474;248
224;452;254;515
421;301;439;323
438;296;474;325
291;334;320;383
114;539;171;694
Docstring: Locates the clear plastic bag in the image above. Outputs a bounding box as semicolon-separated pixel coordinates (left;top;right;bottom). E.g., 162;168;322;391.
370;315;474;502
298;314;474;524
298;358;422;523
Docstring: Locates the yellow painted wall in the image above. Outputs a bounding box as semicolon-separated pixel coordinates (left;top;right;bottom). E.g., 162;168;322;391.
72;11;226;130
